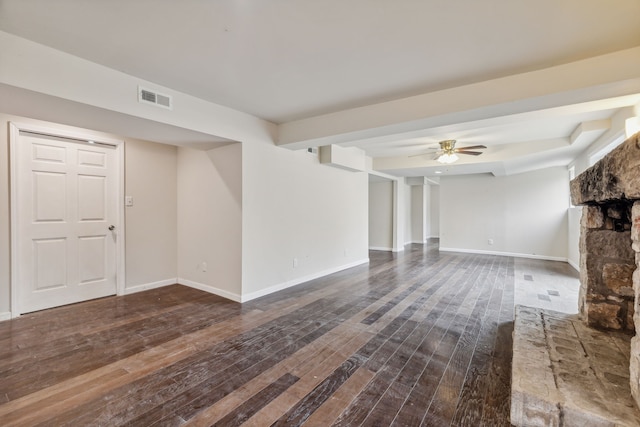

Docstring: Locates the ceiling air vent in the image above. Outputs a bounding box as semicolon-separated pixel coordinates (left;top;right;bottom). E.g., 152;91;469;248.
138;86;172;110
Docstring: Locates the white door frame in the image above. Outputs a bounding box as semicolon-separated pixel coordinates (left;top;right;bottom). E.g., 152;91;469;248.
9;121;126;318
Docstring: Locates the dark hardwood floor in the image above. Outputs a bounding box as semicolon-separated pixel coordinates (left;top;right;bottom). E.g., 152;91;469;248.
0;242;515;426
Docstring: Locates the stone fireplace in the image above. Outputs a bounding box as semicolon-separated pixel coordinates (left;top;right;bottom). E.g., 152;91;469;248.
570;131;640;408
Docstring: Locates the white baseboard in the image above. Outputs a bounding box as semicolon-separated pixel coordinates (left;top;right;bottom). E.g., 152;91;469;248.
567;259;580;272
369;246;393;251
241;258;370;303
438;247;568;263
0;312;12;322
178;278;242;303
410;240;428;244
123;278;177;295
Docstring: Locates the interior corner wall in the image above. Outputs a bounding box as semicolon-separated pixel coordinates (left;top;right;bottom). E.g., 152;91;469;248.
424;184;431;239
429;184;440;238
403;181;413;246
410;185;428;243
567;206;582;270
410;185;421;243
241;140;369;300
369;181;394;250
392;180;409;251
0;114;13;315
0;113;179;317
176;144;242;301
124;138;178;291
440;167;569;259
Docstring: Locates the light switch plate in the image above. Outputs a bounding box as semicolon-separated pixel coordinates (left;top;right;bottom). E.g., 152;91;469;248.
125;196;134;207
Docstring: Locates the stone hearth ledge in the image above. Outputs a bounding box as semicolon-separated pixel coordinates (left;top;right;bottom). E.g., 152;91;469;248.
511;305;640;427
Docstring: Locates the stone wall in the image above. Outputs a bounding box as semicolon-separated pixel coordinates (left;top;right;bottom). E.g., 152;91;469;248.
579;203;635;331
631;202;640;405
570;131;640;410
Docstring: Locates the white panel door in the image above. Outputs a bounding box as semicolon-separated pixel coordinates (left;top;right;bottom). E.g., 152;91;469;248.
16;132;118;313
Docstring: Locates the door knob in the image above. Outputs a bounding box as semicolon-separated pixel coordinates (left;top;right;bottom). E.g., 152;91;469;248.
108;225;115;231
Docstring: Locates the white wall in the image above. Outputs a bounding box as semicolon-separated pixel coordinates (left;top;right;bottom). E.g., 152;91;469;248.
440;167;569;260
0;112;368;311
567;207;582;270
241;140;369;300
410;185;422;243
410;185;427;243
0;114;13;316
124;138;178;291
0;114;180;317
369;181;394;250
429;184;440;238
402;181;412;245
395;180;410;250
424;184;431;239
177;145;242;301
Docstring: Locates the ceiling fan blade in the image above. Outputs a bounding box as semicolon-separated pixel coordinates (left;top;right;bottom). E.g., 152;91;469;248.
456;150;483;156
458;145;487;150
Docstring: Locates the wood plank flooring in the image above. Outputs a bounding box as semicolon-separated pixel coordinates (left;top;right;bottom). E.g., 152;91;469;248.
0;242;515;426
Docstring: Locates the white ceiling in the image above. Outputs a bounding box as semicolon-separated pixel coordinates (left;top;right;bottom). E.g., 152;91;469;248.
1;0;639;177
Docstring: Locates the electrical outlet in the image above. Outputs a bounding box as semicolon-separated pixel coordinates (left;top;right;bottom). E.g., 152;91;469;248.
125;196;134;207
201;262;207;272
293;258;298;268
488;239;494;245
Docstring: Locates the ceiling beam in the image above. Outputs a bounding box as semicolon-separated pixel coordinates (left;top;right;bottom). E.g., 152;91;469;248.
570;119;611;146
277;47;640;150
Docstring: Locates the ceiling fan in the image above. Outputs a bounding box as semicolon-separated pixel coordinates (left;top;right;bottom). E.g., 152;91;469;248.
411;139;487;164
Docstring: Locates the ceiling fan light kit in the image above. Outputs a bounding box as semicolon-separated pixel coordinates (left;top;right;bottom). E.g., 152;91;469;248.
437;153;459;164
433;139;487;164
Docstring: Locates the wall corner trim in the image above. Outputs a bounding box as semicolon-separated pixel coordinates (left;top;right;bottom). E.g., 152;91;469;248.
240;258;370;303
567;259;580;272
123;278;178;295
178;278;242;303
439;247;568;263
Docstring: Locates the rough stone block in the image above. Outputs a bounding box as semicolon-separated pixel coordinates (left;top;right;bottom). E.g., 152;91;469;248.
587;302;622;330
584;229;634;260
603;263;635;296
583;205;604;229
570;133;640;205
633;202;640;243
